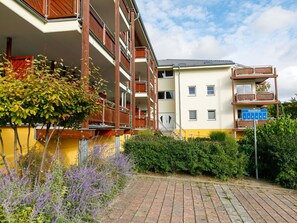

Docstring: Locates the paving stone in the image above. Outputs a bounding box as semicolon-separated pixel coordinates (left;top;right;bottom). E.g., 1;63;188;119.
101;175;297;223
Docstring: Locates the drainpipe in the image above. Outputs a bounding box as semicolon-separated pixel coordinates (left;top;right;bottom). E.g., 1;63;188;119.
178;66;182;138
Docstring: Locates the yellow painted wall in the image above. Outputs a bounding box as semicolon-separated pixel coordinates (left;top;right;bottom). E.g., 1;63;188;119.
175;129;234;139
0;127;127;168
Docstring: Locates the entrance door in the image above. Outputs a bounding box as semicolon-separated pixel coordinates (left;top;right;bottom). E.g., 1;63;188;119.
159;113;174;130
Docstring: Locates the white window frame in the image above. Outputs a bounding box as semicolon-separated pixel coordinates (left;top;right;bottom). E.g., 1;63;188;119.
207;85;215;96
208;109;216;120
188;86;196;96
189;110;197;120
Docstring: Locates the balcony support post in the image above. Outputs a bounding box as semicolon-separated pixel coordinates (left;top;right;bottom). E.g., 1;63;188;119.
81;0;90;129
274;67;279;117
114;0;121;154
130;9;136;132
147;50;151;129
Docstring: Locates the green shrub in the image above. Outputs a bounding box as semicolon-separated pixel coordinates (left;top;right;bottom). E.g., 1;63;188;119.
241;115;297;189
124;134;246;180
209;131;227;142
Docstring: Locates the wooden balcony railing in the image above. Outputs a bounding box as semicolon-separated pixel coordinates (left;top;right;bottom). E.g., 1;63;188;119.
89;98;130;127
120;108;130;126
23;0;78;19
235;93;275;101
90;8;115;56
237;119;268;128
136;81;147;93
9;56;34;79
234;66;273;76
120;0;130;21
135;47;148;59
120;51;130;71
135;116;147;128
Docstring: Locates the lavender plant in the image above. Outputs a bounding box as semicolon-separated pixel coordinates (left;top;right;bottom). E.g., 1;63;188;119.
0;144;133;222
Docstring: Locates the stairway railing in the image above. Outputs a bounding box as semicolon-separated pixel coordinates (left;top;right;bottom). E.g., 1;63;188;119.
158;120;184;140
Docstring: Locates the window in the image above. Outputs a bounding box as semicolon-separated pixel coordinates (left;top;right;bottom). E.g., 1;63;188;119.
158;91;174;99
207;85;215;95
189;110;197;120
158;92;165;99
188;86;196;96
236;84;252;94
158;70;173;78
208;110;216;120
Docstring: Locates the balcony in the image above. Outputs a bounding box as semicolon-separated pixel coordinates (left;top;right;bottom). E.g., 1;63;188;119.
22;0;78;19
232;66;276;81
89;98;130;127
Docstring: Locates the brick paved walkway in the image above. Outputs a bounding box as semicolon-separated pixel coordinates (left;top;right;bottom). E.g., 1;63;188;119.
101;175;297;223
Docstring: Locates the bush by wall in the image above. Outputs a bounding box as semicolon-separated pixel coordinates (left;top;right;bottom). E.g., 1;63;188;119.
240;115;297;189
124;134;246;180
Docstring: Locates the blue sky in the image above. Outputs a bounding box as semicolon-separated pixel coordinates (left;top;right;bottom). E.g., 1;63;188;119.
136;0;297;101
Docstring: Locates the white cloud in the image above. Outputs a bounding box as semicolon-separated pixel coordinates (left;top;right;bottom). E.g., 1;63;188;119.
137;0;297;101
252;6;297;33
278;66;297;101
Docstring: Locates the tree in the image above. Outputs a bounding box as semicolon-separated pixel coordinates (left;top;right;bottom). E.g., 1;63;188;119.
0;55;107;180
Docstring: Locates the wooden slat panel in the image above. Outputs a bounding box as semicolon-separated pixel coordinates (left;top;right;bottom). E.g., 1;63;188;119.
23;0;46;16
135;118;146;128
136;48;147;58
136;82;146;92
237;120;267;128
105;31;115;55
9;56;34;79
120;110;130;126
104;106;115;124
120;51;130;71
48;0;76;19
35;129;95;140
90;11;104;42
256;93;274;100
255;67;273;74
120;0;129;21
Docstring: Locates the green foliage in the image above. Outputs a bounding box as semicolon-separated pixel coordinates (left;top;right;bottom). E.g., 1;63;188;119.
241;115;297;189
0;55;104;128
124;134;246;180
0;205;49;223
0;54;107;180
209;131;227;142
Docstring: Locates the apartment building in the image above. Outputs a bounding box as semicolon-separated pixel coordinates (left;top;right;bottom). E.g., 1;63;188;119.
0;0;158;163
158;59;279;138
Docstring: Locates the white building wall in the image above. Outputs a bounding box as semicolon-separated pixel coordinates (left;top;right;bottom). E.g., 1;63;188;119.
174;66;234;130
158;77;175;113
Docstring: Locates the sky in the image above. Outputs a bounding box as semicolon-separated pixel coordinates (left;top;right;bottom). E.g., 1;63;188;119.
136;0;297;102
